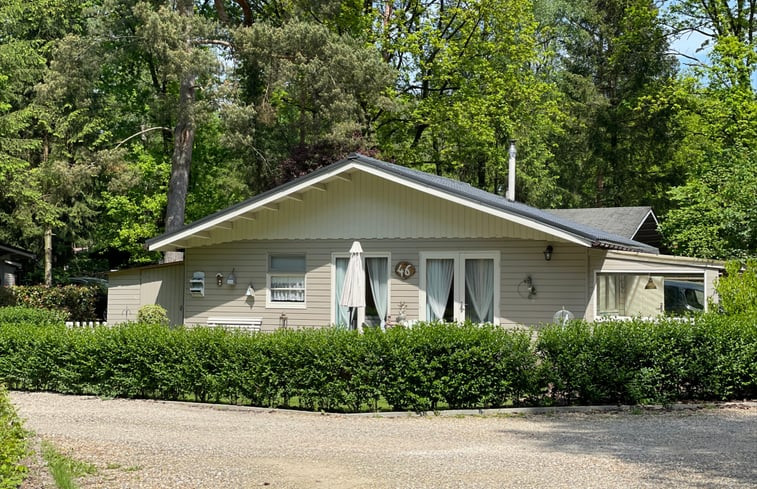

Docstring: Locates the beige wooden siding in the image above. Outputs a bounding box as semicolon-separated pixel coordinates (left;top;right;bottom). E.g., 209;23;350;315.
183;238;589;328
179;172;568;249
107;270;141;324
107;263;185;325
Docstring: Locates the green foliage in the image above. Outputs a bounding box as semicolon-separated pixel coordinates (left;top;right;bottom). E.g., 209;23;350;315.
537;315;757;405
716;260;757;315
0;286;99;321
136;305;169;326
661;146;757;259
0;322;540;411
0;385;29;488
0;306;67;326
1;318;754;411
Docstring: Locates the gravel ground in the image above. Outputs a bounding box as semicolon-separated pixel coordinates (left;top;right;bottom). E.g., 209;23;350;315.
10;392;756;489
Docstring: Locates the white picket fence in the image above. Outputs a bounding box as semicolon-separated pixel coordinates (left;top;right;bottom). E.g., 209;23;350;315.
65;321;106;327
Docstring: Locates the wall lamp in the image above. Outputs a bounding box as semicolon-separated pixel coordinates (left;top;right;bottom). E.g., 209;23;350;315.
644;276;657;290
543;245;554;261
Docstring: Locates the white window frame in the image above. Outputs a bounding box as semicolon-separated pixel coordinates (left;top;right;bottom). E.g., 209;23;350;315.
330;252;391;326
266;254;307;309
592;269;708;319
419;251;500;324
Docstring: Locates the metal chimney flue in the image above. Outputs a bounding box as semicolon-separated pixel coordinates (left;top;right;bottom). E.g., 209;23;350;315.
506;139;516;201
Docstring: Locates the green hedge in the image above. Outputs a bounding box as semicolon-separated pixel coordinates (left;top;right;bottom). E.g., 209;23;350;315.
0;385;29;488
0;315;754;412
0;306;67;326
537;315;757;405
0;286;99;322
0;322;539;411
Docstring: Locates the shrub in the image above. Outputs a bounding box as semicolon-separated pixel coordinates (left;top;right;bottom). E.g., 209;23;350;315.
0;318;753;411
0;385;29;488
537;314;757;405
0;286;100;321
0;307;67;326
716;259;757;315
136;305;169;325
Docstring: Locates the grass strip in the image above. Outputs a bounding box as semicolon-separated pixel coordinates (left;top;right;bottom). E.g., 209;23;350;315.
41;440;96;489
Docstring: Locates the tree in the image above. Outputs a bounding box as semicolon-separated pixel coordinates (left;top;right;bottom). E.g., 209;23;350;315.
374;0;564;207
230;20;395;189
543;0;685;211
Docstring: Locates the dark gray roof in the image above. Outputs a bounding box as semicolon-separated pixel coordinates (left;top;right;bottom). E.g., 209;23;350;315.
147;153;659;254
546;207;656;239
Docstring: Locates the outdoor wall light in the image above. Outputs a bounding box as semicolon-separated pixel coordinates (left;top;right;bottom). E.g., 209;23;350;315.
518;276;537;300
644;276;657;290
543;245;554;261
216;273;224;287
226;268;237;286
279;312;288;329
245;283;255;296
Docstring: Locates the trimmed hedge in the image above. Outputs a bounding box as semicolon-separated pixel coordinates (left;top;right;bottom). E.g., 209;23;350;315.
0;306;67;326
0;314;754;411
537;315;757;405
0;322;538;411
0;286;99;322
0;385;29;488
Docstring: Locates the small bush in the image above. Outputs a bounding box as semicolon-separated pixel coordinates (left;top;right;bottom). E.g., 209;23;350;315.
0;385;29;488
137;305;169;325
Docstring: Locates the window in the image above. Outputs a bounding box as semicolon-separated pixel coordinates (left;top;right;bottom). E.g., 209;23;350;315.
268;255;306;307
596;272;706;318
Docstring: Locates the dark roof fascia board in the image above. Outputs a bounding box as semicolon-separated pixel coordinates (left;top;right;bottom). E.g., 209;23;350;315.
147;154;657;254
0;243;35;259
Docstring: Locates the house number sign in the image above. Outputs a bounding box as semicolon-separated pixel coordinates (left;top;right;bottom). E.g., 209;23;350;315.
394;261;416;280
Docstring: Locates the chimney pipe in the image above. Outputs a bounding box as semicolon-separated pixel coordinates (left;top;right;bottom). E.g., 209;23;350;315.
506;139;516;201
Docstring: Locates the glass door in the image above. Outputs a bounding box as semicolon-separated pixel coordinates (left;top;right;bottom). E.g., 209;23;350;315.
421;252;499;324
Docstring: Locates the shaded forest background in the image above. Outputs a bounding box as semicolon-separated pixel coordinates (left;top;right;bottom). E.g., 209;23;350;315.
1;0;755;281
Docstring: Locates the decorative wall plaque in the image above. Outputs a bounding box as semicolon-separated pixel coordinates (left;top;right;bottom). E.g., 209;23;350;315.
394;261;416;280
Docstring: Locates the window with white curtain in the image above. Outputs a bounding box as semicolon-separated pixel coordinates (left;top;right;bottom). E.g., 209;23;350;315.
268;254;306;306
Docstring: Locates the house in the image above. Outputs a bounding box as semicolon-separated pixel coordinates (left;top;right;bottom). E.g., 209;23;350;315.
546;207;662;250
0;243;34;287
108;154;724;329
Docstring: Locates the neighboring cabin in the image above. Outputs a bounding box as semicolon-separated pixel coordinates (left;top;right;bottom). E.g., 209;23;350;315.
108;154;723;329
0;244;34;287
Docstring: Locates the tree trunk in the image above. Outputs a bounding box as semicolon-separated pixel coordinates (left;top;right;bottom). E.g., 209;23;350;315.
44;228;52;287
164;0;196;263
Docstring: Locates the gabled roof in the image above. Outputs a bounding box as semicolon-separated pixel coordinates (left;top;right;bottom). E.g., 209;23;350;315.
546;207;656;238
146;154;659;254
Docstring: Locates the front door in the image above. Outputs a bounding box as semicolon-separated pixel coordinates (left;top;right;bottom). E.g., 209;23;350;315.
420;252;499;324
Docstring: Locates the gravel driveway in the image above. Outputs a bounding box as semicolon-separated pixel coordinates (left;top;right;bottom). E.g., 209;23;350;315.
10;392;756;489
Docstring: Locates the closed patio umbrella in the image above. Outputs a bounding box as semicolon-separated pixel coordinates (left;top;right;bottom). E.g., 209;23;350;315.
339;241;365;331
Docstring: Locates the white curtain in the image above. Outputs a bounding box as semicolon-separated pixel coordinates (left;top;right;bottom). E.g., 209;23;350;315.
426;259;454;321
465;259;494;323
334;258;349;327
366;257;388;330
